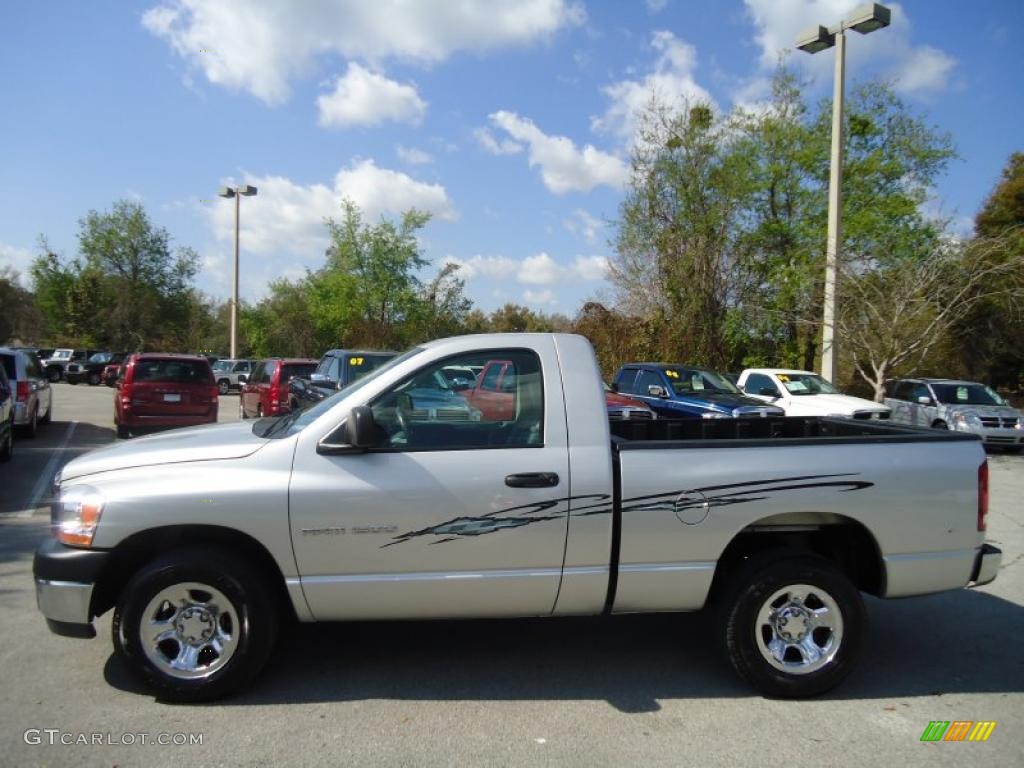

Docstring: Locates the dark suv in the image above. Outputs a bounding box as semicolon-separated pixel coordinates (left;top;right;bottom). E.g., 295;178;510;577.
66;351;128;385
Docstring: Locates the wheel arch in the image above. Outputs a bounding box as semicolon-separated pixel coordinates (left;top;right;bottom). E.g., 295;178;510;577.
91;524;298;623
709;512;885;600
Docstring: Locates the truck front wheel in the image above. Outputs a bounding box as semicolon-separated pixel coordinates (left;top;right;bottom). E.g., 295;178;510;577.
720;553;865;698
112;548;278;702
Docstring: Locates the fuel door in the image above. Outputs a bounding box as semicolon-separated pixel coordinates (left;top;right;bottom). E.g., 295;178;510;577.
674;489;710;525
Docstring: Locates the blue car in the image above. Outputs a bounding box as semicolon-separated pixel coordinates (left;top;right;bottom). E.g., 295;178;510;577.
613;363;785;420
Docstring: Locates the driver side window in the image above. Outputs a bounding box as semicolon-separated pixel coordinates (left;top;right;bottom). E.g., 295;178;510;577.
369;350;544;451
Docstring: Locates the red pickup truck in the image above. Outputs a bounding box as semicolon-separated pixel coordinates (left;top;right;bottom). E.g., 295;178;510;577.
464;360;654;421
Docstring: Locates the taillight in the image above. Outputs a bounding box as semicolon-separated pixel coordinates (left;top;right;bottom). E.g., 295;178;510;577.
270;382;281;404
16;381;29;402
978;460;989;532
120;382;132;407
208;385;219;400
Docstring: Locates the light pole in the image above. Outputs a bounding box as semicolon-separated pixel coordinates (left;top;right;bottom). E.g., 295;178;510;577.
218;184;258;359
796;3;890;383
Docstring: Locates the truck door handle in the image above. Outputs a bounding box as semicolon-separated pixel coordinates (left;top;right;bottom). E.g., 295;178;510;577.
505;472;560;488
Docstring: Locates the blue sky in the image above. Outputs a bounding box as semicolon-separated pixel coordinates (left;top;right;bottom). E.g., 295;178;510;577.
2;0;1022;315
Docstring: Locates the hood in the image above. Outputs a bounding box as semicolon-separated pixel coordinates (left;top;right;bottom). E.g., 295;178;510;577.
940;403;1021;417
783;393;888;415
605;391;648;408
672;391;776;411
60;421;269;482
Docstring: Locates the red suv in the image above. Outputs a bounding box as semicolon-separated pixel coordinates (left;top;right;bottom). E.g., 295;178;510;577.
240;358;317;419
115;354;218;438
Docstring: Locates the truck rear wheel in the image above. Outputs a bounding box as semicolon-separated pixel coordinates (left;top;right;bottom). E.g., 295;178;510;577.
111;548;278;702
720;553;865;698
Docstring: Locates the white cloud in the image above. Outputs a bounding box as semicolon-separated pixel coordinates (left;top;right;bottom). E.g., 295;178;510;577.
742;1;956;96
894;46;955;94
489;111;628;194
445;252;608;285
592;30;715;140
564;208;605;245
0;242;34;287
143;0;584;104
645;0;669;14
396;145;434;165
474;127;524;156
317;64;427;127
206;159;456;261
523;288;558;306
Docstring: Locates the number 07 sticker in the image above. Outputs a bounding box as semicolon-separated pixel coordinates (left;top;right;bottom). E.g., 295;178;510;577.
349;357;364;365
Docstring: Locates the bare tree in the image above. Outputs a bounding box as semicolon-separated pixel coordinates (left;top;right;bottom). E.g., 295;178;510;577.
837;230;1024;400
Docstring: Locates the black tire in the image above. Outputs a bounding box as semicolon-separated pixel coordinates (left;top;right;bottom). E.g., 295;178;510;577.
932;420;947;430
111;547;279;703
116;424;130;439
21;405;38;439
719;552;865;698
47;367;61;383
257;404;263;418
218;379;230;395
68;378;79;386
239;399;248;420
0;417;12;462
88;372;102;386
40;397;52;425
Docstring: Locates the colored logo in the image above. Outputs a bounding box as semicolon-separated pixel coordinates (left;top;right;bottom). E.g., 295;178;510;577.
920;721;996;742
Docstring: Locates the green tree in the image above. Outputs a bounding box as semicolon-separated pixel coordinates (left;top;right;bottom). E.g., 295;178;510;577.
954;153;1024;388
0;267;44;344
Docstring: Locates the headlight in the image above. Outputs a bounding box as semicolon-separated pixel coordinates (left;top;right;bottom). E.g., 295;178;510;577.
53;486;104;547
703;412;729;420
1016;418;1023;431
952;411;982;429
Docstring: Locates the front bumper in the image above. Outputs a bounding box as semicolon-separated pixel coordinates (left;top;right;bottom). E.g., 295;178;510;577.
33;538;110;638
970;543;1002;587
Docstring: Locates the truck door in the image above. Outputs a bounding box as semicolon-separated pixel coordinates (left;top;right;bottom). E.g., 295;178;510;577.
289;341;571;620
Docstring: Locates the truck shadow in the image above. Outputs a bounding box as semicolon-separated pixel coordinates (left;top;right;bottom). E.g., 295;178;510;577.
103;587;1023;711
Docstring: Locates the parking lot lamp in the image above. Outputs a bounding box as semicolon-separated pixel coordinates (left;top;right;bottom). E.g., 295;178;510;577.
796;3;890;383
218;184;258;359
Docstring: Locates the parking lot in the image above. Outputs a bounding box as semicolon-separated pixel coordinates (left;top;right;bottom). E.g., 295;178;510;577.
0;383;1021;767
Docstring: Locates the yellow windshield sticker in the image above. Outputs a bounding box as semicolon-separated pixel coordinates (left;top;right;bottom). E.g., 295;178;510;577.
349;357;364;366
777;374;790;382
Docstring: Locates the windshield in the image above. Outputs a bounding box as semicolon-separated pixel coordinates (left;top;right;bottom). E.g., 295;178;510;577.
212;360;232;373
932;383;1005;406
664;367;741;395
776;373;840;396
53;349;73;360
256;346;425;438
88;352;112;363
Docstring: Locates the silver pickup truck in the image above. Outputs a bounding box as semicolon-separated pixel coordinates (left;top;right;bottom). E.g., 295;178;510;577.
34;333;1001;702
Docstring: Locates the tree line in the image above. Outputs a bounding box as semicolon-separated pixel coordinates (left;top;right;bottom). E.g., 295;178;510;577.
3;69;1023;398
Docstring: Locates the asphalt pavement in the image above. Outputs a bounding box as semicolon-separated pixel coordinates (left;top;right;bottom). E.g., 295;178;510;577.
0;383;1021;767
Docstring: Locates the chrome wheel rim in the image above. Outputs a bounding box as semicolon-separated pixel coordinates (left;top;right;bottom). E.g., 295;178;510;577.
755;583;843;675
140;582;240;680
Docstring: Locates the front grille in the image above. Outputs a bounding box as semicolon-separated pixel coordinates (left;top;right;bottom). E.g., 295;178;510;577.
980;416;1018;429
609;408;654;420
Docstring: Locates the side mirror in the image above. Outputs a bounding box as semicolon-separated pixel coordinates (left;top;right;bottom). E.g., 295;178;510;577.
916;396;933;405
648;385;668;398
317;406;376;455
